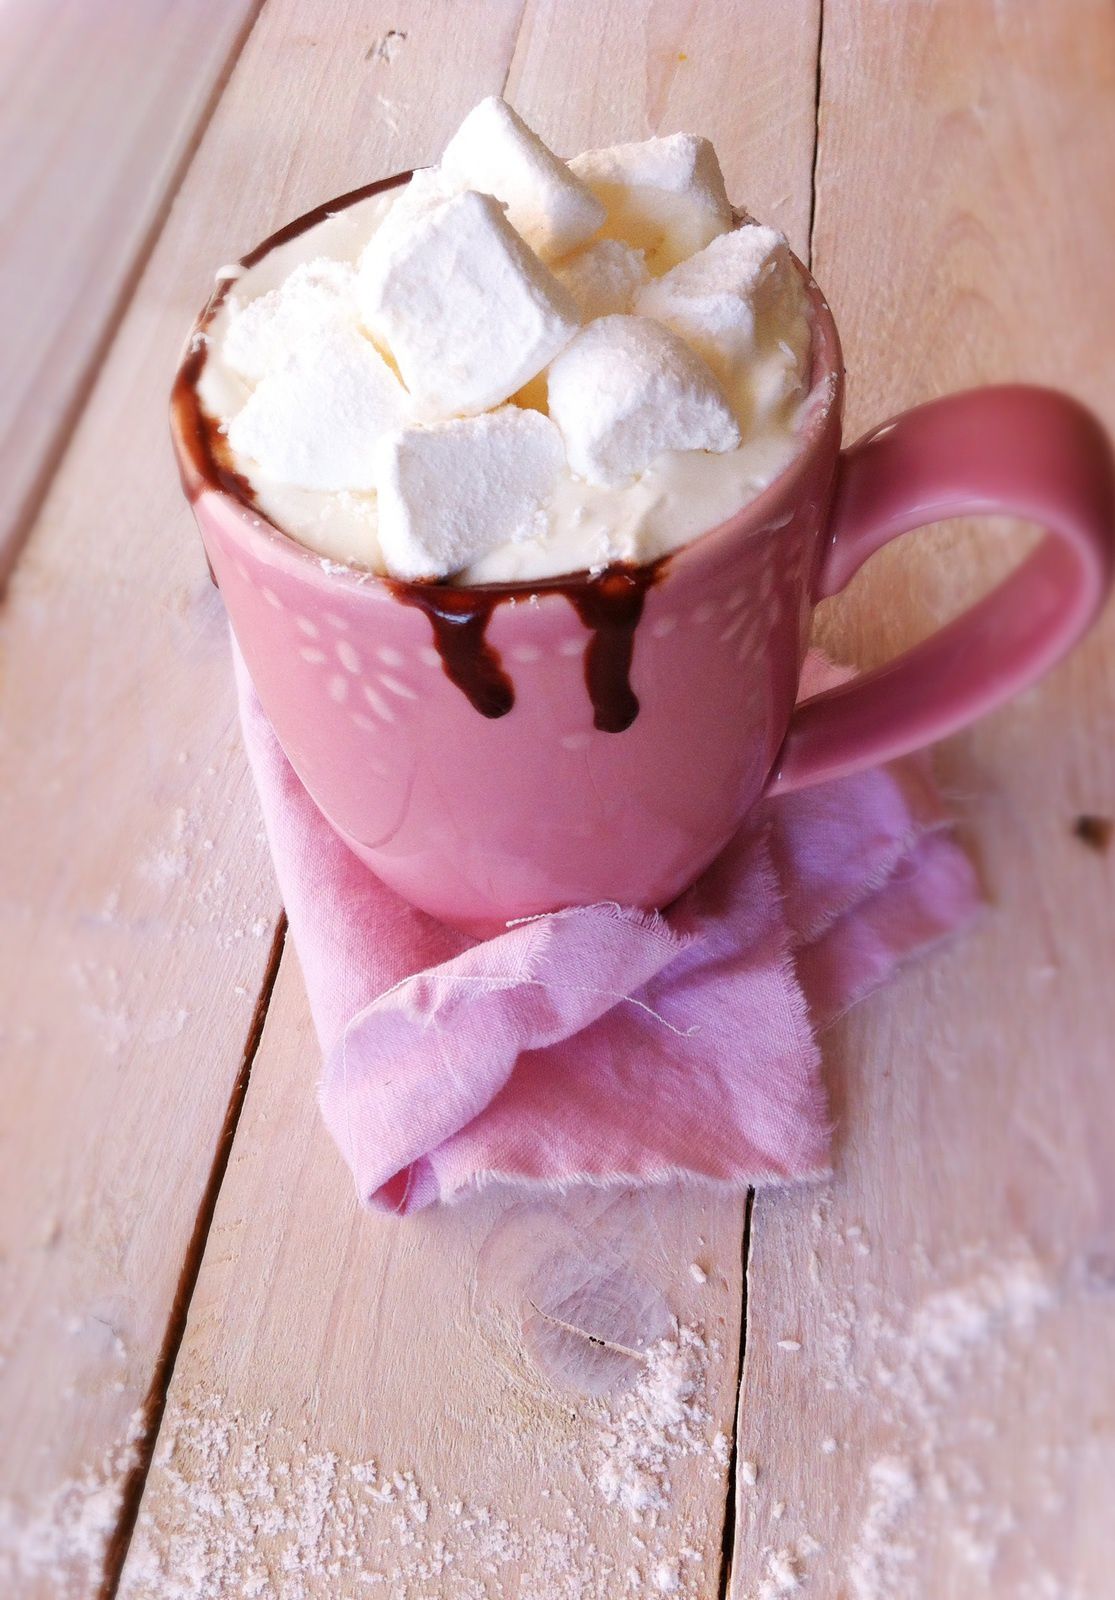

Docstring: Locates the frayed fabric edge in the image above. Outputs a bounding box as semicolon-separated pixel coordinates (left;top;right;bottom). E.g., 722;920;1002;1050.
372;1157;836;1215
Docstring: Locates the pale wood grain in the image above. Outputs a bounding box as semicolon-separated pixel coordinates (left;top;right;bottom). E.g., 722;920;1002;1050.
0;0;262;583
115;4;821;1595
0;2;532;1595
730;3;1115;1596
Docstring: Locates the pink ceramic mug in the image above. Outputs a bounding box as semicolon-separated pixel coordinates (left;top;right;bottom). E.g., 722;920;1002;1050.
173;176;1115;932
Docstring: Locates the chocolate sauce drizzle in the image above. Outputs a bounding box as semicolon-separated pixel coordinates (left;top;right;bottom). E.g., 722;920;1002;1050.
566;565;656;731
390;562;662;730
388;582;514;719
171;168;664;734
171;322;252;506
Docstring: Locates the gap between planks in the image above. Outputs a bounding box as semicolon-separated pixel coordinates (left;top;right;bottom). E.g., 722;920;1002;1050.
715;1188;755;1600
722;8;824;1588
0;0;270;599
807;0;824;262
731;3;1115;1594
98;917;287;1600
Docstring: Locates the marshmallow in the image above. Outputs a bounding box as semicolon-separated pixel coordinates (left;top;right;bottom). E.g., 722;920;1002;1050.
395;163;455;213
357;190;580;419
569;134;732;272
427;96;605;260
378;165;459;239
552;239;649;320
226;324;410;491
546;314;740;486
373;407;565;580
222;258;358;384
634;224;811;420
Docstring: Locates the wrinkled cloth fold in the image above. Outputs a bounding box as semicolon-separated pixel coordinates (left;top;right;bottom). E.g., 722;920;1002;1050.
234;644;980;1214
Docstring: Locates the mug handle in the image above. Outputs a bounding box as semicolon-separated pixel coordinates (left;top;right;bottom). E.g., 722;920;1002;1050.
768;385;1115;795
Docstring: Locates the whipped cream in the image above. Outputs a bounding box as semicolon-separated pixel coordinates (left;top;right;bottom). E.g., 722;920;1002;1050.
197;102;814;585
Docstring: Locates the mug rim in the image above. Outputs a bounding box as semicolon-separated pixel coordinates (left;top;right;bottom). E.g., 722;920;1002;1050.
172;171;846;599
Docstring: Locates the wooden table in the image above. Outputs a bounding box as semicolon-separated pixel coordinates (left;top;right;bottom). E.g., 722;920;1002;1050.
2;3;1113;1596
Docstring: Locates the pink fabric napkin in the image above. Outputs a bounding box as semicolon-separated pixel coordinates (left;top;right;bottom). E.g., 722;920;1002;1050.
234;646;981;1214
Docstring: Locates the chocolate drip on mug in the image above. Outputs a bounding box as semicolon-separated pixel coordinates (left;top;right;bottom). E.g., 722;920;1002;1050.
566;564;658;732
391;562;663;730
171;314;253;511
388;582;515;719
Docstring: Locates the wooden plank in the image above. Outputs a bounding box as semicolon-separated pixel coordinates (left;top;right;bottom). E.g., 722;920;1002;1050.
116;3;821;1594
730;3;1115;1596
0;3;530;1597
0;0;262;582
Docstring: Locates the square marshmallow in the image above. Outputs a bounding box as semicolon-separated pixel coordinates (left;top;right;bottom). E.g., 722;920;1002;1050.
373;407;566;581
222;258;358;384
546;314;740;486
358;190;580;419
226;324;410;492
552;239;649;320
634;225;811;416
569;133;733;273
432;96;605;260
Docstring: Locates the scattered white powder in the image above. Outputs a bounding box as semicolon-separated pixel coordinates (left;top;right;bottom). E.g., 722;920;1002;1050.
776;1339;801;1352
144;1006;191;1043
778;1212;1063;1598
120;1365;726;1600
741;1459;759;1487
653;1556;681;1591
140;846;191;886
0;1409;144;1597
69;958;133;1057
594;1324;723;1524
846;1457;917;1600
758;1544;803;1596
741;1535;823;1600
121;1406;466;1600
909;1260;1052;1387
